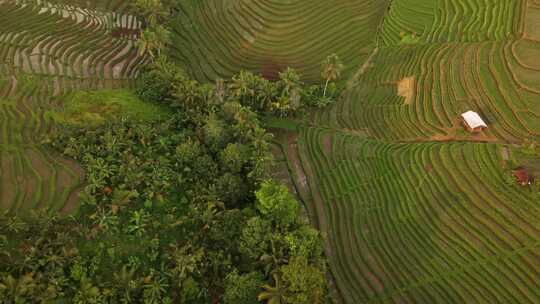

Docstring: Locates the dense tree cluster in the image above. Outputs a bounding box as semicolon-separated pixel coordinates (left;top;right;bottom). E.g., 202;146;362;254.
0;1;333;302
0;100;328;303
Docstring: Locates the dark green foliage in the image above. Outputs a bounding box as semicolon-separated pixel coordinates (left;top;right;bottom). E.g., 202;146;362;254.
279;256;326;304
136;60;343;119
223;270;264;304
136;68;173;103
0;2;329;302
135;56;186;104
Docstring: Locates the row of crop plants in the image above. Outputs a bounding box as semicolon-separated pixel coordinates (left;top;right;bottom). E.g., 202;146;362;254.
0;147;83;213
0;0;142;214
0;86;83;213
294;125;539;303
314;39;538;143
504;39;540;133
14;0;132;13
170;0;389;83
0;1;144;84
380;0;524;46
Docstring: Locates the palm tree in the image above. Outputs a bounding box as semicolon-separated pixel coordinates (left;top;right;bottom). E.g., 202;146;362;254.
136;26;170;59
278;67;301;96
321;54;344;97
143;276;169;304
133;0;169;27
0;274;37;302
257;273;285;304
278;68;302;113
114;265;139;302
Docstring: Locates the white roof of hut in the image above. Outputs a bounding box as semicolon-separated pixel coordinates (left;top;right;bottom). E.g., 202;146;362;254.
461;111;487;129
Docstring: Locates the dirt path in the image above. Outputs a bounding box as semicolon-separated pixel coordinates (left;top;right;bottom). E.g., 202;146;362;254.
347;47;379;90
279;131;345;303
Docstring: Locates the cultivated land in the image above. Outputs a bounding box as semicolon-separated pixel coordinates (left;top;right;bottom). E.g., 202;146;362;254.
170;0;540;302
0;0;144;213
169;0;389;82
1;0;539;303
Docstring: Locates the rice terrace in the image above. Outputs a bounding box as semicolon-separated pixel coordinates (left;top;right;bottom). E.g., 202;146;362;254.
0;0;539;303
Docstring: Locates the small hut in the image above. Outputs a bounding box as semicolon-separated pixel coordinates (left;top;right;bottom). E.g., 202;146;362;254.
513;168;533;186
461;111;487;133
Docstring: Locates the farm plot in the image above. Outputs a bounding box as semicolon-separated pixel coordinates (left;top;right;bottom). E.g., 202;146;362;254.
169;0;390;83
0;0;145;85
314;40;540;143
0;0;143;214
379;0;524;46
293;127;539;303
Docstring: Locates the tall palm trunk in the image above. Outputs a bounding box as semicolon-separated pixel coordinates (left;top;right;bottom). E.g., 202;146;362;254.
323;78;330;97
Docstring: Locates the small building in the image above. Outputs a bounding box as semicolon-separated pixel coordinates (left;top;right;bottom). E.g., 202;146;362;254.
513;168;533;186
461;111;487;133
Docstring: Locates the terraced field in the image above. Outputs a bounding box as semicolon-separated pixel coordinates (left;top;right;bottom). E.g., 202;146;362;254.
0;0;143;213
288;128;539;303
261;0;540;303
2;0;539;302
169;0;390;82
379;0;524;46
306;0;540;144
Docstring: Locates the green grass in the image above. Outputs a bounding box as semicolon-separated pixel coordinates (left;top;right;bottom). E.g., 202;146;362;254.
51;89;172;127
262;116;302;131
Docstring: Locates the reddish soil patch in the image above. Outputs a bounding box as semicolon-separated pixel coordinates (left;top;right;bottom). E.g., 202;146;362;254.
261;60;288;80
61;185;83;214
110;27;140;39
366;271;385;293
322;133;333;154
429;118;498;143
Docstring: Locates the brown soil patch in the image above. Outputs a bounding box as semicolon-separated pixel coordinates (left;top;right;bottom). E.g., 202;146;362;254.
366;271;385;293
322;133;333;154
429;117;498;143
261;60;287;80
21;158;38;209
397;76;415;105
52;153;85;213
501;146;510;161
287;133;308;190
110;28;140;39
61;185;83;214
0;152;15;210
26;148;52;207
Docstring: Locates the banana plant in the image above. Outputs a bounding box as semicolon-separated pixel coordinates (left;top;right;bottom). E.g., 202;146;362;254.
257;273;285;304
